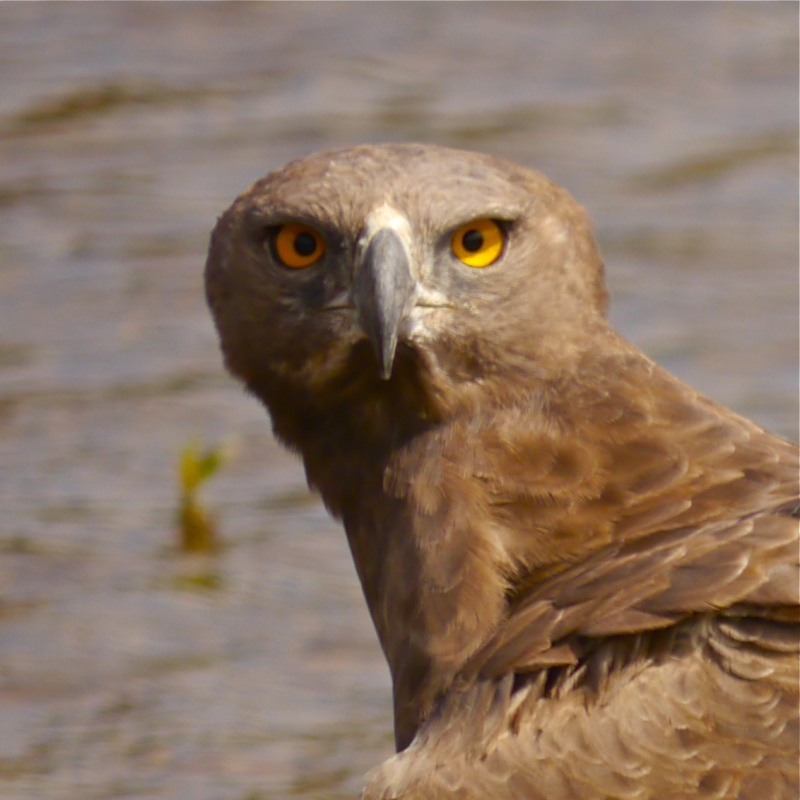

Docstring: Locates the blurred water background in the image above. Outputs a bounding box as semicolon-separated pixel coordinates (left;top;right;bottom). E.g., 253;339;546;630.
0;4;797;799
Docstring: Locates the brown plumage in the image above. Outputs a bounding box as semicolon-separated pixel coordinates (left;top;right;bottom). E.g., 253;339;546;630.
205;143;799;799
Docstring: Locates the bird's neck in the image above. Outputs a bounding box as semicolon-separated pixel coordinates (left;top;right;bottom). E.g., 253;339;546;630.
306;420;512;751
267;360;512;749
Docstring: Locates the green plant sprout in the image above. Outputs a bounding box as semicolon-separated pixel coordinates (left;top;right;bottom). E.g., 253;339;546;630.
176;439;229;551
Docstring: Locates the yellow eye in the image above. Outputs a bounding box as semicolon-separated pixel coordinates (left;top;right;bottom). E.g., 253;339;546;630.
451;219;505;268
274;223;325;268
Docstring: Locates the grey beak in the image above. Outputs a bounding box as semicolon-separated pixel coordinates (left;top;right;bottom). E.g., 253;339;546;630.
354;228;415;380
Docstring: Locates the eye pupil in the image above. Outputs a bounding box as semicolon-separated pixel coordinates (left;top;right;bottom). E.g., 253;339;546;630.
293;232;317;256
462;229;484;252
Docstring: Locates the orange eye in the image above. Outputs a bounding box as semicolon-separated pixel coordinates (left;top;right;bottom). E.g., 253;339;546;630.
451;219;505;268
274;223;325;268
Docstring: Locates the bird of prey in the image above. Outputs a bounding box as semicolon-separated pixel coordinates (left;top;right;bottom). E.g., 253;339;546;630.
205;143;799;799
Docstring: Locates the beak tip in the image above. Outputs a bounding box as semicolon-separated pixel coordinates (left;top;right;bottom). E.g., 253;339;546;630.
377;342;397;381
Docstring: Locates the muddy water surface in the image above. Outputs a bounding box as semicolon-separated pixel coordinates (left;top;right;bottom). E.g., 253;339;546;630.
0;4;797;799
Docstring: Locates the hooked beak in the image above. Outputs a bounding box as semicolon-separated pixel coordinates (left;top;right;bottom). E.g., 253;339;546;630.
354;227;415;380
